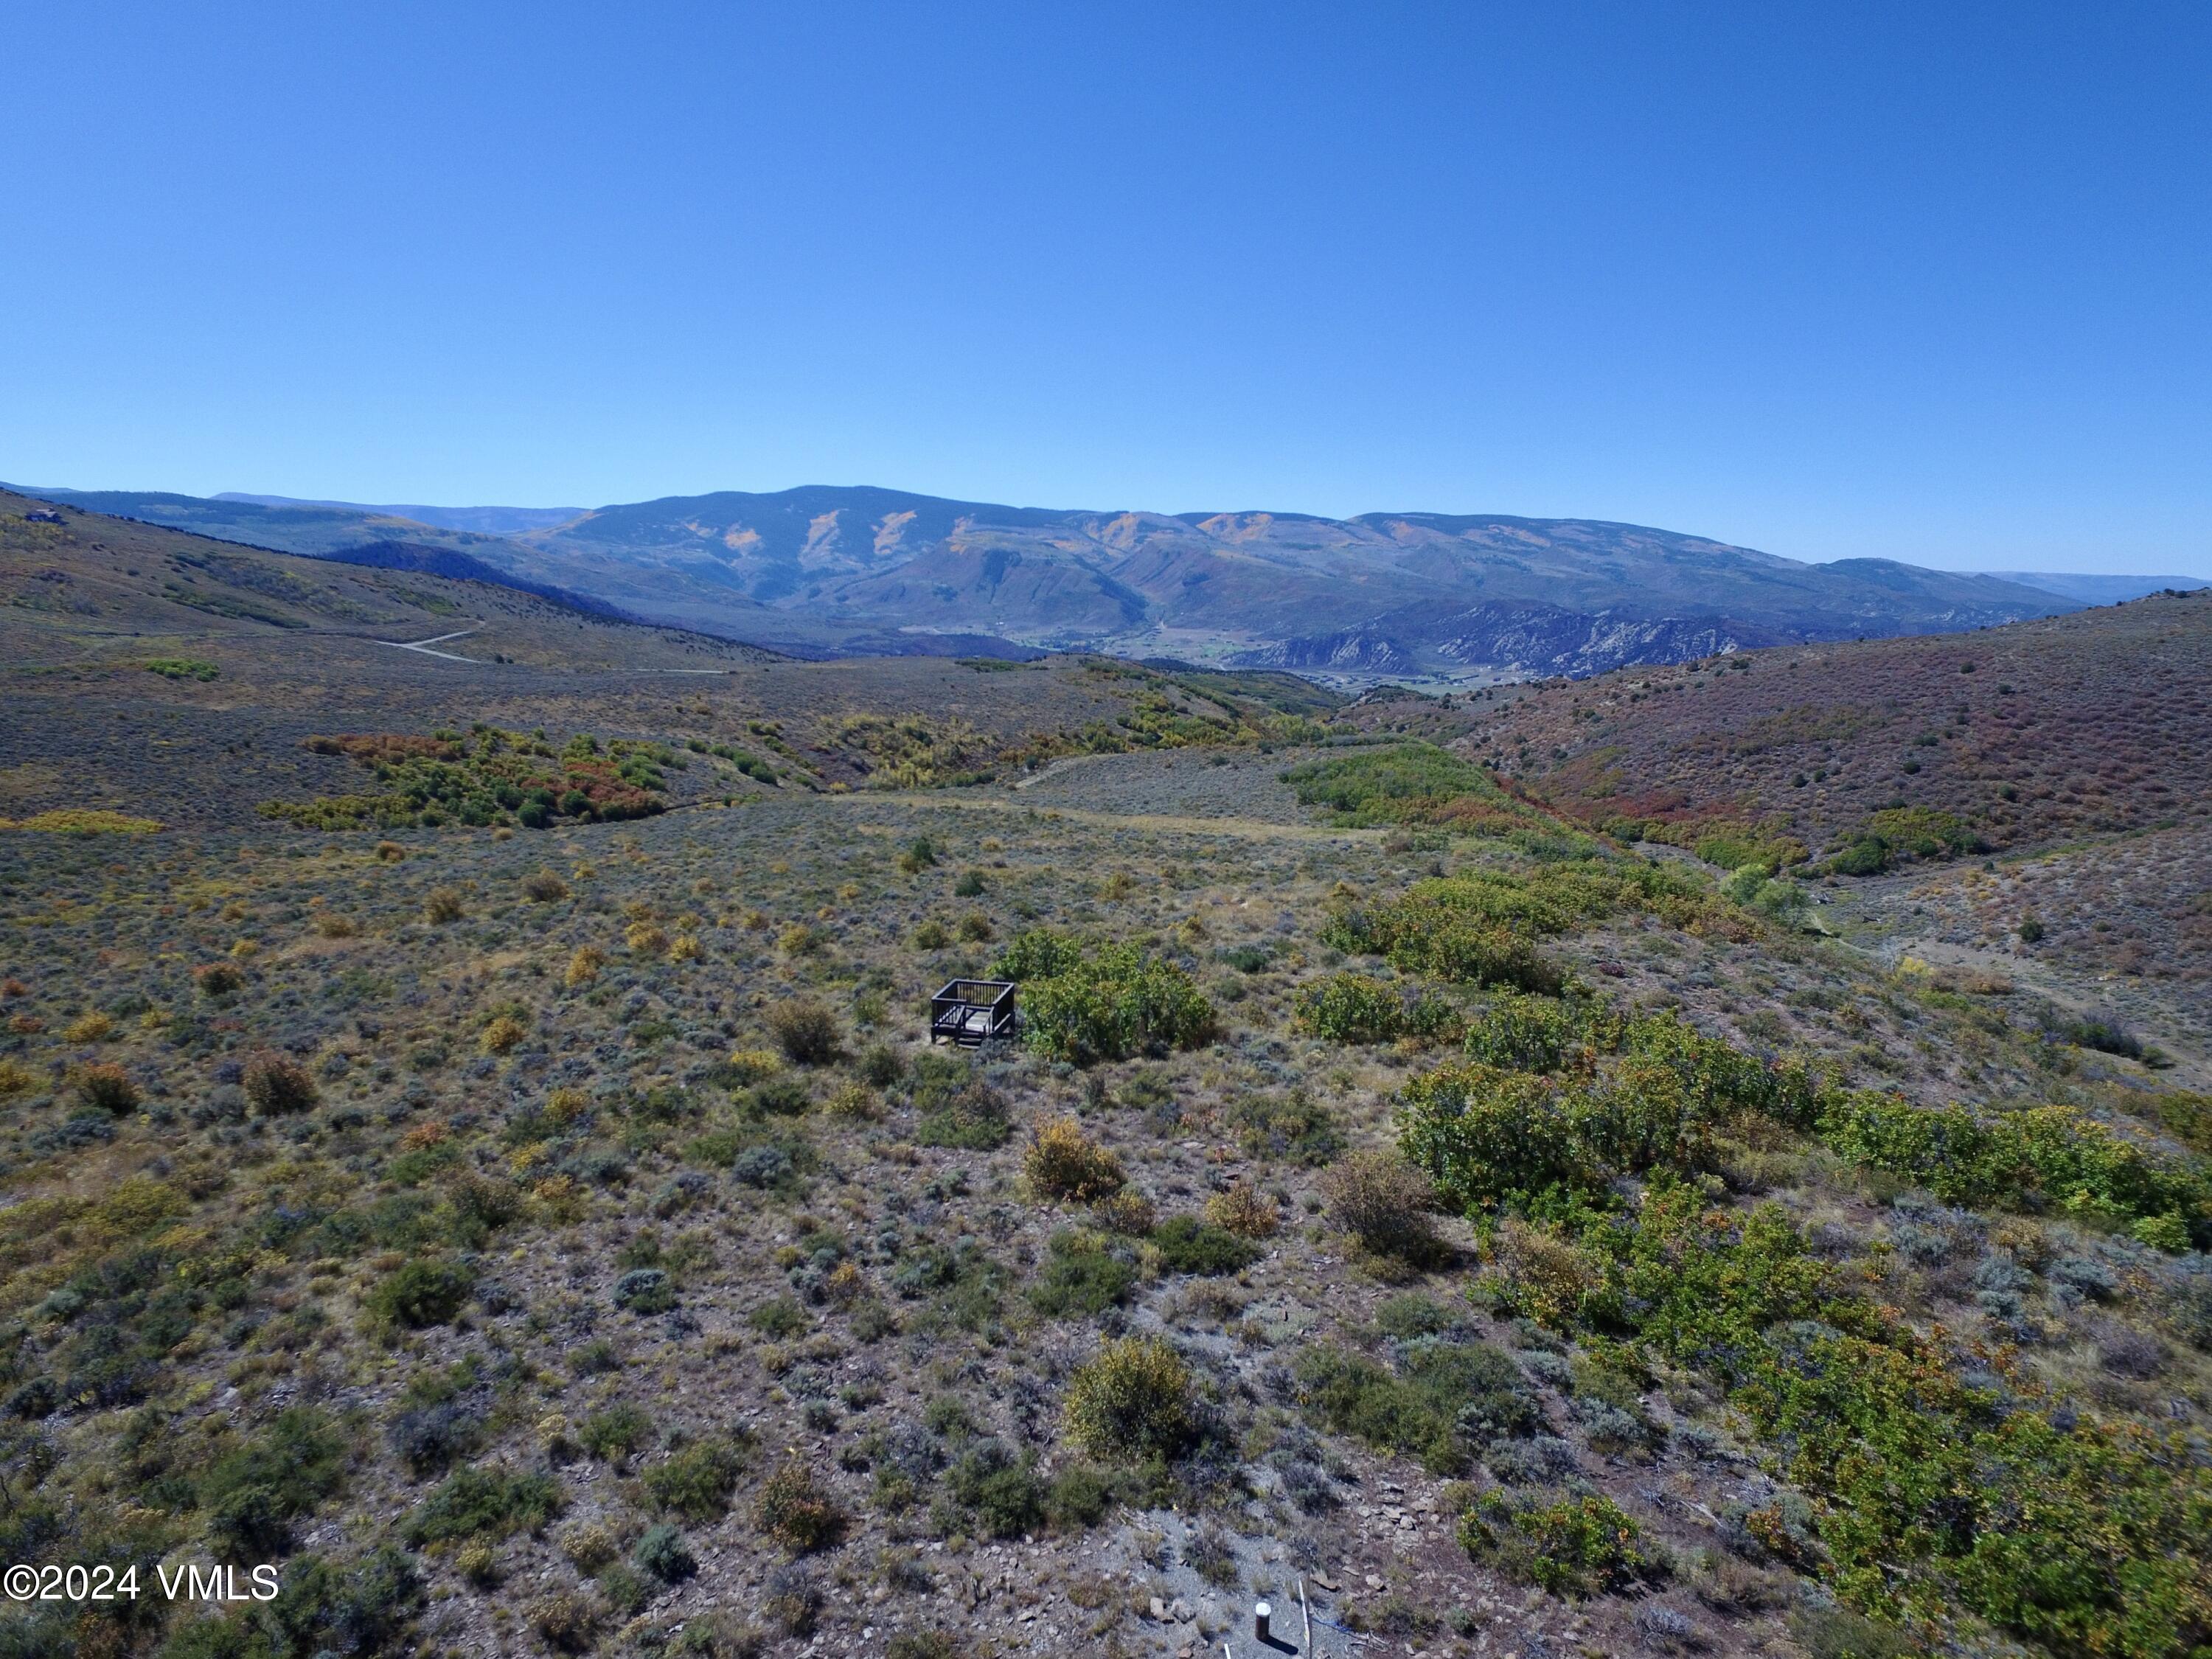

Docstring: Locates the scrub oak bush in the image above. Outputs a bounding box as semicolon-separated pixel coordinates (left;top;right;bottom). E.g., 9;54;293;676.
1279;740;1537;829
992;929;1217;1065
1318;1150;1439;1263
643;1436;749;1522
1295;972;1460;1044
1324;860;1723;992
754;1458;845;1552
72;1062;140;1116
367;1257;476;1329
1062;1335;1197;1462
1205;1180;1279;1239
1023;1117;1126;1202
1497;1178;2212;1652
1295;1338;1537;1475
1460;991;1618;1073
1817;1091;2205;1242
193;960;245;996
1398;1007;1823;1213
520;869;569;902
766;998;842;1065
243;1049;318;1116
1150;1216;1261;1276
1459;1489;1660;1597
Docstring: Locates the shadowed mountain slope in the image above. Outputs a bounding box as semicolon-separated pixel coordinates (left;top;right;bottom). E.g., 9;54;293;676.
13;482;2084;677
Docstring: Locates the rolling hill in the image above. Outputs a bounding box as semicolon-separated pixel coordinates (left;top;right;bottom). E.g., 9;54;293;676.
1447;587;2212;859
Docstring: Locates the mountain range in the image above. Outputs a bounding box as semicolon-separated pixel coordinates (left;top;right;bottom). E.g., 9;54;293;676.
10;481;2148;681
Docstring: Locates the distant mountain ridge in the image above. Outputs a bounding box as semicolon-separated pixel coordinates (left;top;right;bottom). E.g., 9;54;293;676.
10;481;2098;680
1982;571;2209;605
214;493;586;538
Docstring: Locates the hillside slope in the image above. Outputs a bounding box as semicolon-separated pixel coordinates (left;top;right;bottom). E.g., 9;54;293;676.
1456;590;2212;858
1404;588;2212;1013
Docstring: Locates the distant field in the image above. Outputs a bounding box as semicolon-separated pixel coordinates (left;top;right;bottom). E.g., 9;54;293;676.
999;748;1320;825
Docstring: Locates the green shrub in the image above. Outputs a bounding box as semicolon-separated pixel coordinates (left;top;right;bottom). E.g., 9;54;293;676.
1549;1180;2212;1649
72;1062;141;1116
1691;822;1806;871
611;1268;675;1315
145;656;220;681
1295;1340;1534;1475
912;1062;1013;1150
1374;1292;1455;1340
754;1458;845;1552
1279;742;1534;829
1295;972;1459;1043
1720;862;1809;923
161;1548;423;1659
1226;1092;1342;1165
859;1041;906;1086
642;1437;749;1522
580;1405;654;1464
1062;1336;1197;1462
1817;1092;2205;1228
1029;1231;1138;1318
199;1408;350;1555
1867;806;1983;860
945;1441;1044;1537
1151;1216;1261;1276
1292;1346;1455;1472
1403;1011;1823;1216
1326;861;1716;992
1399;1062;1588;1210
1458;1488;1660;1596
992;930;1217;1065
633;1522;696;1583
1044;1464;1115;1529
403;1467;563;1545
746;1074;812;1116
243;1048;318;1116
748;1297;807;1338
1318;1149;1440;1262
886;1631;961;1659
366;1257;476;1328
766;998;842;1064
1829;833;1891;875
599;1562;649;1616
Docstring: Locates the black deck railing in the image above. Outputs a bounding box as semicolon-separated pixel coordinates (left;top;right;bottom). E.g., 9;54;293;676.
929;978;1019;1047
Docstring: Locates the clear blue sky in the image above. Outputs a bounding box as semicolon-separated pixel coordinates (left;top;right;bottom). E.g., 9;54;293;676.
5;1;2207;575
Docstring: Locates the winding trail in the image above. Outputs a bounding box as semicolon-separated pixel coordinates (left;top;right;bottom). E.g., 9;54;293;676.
373;627;481;662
